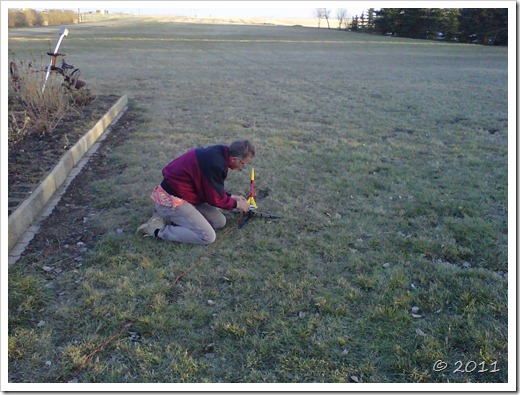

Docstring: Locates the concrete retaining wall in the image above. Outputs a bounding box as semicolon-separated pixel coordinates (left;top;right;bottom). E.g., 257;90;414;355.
8;94;128;252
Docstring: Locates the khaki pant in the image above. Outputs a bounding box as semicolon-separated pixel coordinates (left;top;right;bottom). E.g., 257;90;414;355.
154;202;226;245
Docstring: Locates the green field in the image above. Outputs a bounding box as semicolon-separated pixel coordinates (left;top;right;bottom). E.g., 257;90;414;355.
7;18;509;387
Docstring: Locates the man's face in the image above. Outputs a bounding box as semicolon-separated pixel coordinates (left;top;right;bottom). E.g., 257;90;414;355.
229;155;252;170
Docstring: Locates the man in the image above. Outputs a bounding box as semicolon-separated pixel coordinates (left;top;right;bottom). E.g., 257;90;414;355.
137;140;254;244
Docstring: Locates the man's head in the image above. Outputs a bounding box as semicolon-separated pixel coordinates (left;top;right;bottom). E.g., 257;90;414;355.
228;140;255;170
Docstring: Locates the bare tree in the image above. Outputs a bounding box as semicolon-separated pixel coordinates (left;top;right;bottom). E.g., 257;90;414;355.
336;8;347;30
323;8;331;29
314;8;325;28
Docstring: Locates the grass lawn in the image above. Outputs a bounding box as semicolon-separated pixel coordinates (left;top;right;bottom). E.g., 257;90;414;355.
7;18;510;387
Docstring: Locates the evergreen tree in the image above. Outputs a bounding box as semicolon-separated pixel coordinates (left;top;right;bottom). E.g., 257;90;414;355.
399;9;430;38
436;8;460;41
351;15;360;31
359;11;366;30
458;8;508;45
373;8;506;45
374;8;402;35
366;8;376;31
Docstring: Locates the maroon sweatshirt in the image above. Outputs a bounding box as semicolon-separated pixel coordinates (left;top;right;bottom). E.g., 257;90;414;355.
161;145;237;210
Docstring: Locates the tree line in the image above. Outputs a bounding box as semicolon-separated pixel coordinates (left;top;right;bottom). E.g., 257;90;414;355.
8;8;78;27
352;8;508;46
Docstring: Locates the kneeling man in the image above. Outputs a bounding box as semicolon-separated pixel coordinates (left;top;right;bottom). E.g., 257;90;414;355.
137;140;254;244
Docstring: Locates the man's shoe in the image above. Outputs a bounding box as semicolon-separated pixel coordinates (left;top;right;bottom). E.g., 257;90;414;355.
136;215;165;237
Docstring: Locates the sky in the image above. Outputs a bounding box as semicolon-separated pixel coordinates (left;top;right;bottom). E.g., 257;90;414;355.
101;1;370;18
9;1;507;20
12;1;373;19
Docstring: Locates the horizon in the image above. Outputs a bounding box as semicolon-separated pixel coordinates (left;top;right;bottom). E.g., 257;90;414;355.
12;1;374;19
6;0;505;21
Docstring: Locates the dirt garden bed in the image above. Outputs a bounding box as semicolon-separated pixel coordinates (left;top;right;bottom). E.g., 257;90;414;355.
8;97;139;273
8;94;120;216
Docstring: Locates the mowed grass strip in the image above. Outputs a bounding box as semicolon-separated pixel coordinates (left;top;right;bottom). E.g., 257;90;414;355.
8;20;508;384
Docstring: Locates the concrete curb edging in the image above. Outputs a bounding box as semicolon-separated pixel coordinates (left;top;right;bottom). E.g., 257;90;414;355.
8;94;128;252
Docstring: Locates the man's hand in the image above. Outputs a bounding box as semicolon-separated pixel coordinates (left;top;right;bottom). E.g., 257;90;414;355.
233;195;250;212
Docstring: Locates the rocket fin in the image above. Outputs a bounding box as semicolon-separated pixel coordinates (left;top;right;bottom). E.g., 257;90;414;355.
248;196;257;209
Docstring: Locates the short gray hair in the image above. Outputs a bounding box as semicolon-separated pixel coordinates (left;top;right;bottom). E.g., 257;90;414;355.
229;140;255;159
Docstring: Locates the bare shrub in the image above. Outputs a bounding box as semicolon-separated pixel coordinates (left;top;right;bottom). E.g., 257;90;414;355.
8;8;77;27
8;61;80;143
22;9;43;27
68;87;94;107
8;9;26;27
8;111;31;144
44;10;78;25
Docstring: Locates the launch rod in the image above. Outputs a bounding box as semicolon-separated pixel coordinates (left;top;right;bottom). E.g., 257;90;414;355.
42;28;69;93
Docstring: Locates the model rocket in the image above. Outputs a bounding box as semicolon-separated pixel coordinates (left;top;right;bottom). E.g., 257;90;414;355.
239;167;281;228
247;167;258;209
